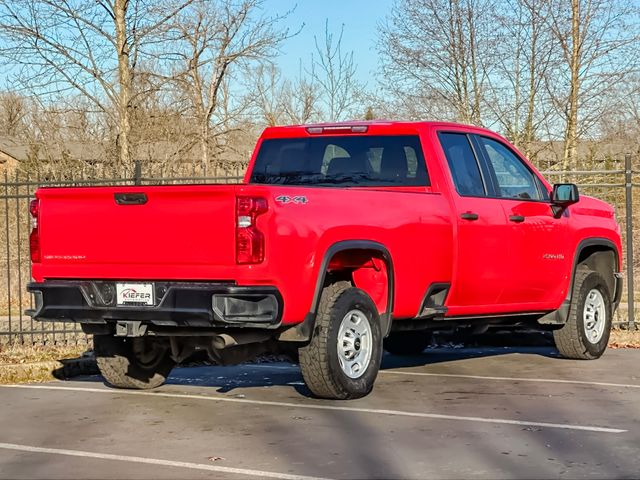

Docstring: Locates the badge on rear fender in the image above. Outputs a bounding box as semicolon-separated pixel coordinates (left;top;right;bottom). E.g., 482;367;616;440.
275;195;308;204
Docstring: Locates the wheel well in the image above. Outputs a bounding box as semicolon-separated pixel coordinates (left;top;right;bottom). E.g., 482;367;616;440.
326;248;390;314
576;246;617;299
537;241;619;326
277;242;395;343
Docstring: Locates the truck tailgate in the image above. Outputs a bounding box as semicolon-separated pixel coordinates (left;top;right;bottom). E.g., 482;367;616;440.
35;184;238;279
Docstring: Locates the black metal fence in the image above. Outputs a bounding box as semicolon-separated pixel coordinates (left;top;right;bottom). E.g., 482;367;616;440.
0;162;245;345
0;157;638;345
540;153;639;331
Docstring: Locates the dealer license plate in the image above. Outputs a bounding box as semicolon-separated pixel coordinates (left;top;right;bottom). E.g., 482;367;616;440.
116;283;154;306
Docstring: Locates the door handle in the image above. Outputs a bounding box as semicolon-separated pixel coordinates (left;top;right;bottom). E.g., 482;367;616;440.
114;193;148;205
509;215;525;223
460;212;479;221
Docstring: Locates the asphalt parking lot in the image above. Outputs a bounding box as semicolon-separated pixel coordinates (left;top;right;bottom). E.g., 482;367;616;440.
1;346;640;479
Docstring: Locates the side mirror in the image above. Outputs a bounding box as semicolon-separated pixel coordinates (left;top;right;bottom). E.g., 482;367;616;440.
551;183;579;206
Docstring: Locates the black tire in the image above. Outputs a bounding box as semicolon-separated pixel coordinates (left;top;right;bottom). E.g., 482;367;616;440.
384;331;432;355
94;335;176;389
299;281;383;400
553;267;612;359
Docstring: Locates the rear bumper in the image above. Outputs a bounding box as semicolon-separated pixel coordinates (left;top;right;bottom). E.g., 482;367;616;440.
27;280;283;329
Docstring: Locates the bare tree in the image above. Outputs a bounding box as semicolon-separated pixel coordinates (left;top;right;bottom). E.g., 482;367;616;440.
250;61;319;126
310;20;363;122
282;65;320;125
598;75;640;148
159;0;290;171
0;92;26;137
251;64;285;127
484;0;556;158
378;0;492;125
545;0;639;169
0;0;193;166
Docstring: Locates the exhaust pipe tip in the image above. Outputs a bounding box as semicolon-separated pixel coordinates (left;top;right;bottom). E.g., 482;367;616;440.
211;331;273;350
212;334;237;350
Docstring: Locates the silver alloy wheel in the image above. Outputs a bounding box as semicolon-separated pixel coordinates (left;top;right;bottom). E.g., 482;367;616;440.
583;288;606;344
337;309;373;379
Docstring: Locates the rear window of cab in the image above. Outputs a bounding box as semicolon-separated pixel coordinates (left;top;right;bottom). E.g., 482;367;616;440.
250;135;430;187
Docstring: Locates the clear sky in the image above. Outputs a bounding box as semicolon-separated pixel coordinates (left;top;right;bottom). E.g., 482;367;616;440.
273;0;394;84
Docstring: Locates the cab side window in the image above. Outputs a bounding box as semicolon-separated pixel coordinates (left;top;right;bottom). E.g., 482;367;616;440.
478;136;542;200
438;132;486;197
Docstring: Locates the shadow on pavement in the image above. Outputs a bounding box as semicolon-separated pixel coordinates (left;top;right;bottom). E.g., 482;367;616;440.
381;346;560;370
74;346;561;397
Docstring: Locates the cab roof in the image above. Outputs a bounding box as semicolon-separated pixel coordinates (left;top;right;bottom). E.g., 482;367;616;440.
261;120;504;140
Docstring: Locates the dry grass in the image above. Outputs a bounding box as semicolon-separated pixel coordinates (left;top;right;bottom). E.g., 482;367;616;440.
0;344;88;364
609;329;640;349
0;361;65;384
0;344;90;384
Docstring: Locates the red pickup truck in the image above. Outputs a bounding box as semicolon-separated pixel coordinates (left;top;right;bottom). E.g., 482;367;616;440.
28;121;622;399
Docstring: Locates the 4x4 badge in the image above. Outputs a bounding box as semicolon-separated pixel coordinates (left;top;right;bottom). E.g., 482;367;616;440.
275;195;308;204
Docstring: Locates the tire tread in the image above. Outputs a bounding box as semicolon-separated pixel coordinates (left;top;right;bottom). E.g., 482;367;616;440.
299;281;352;399
94;336;174;389
553;266;609;360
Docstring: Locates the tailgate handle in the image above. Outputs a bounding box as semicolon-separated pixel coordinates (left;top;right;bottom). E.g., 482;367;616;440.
115;193;147;205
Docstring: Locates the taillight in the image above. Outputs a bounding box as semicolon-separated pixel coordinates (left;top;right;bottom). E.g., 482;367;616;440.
29;198;40;263
236;196;268;264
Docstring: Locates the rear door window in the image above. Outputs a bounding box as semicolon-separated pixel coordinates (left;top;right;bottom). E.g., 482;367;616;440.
250;135;429;187
438;132;486;197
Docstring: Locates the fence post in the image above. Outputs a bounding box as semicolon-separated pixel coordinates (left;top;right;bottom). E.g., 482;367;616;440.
134;161;142;185
4;173;11;344
625;154;635;330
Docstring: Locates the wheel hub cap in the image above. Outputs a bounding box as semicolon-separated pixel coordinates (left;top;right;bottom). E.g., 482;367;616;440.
337;309;373;379
583;288;606;344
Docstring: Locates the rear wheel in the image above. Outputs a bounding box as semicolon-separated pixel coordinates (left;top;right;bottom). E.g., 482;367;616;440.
299;282;383;399
384;331;432;355
94;335;176;389
553;267;612;359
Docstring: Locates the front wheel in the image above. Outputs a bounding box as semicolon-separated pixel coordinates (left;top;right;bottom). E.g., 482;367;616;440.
94;335;176;389
553;267;612;359
299;282;383;400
